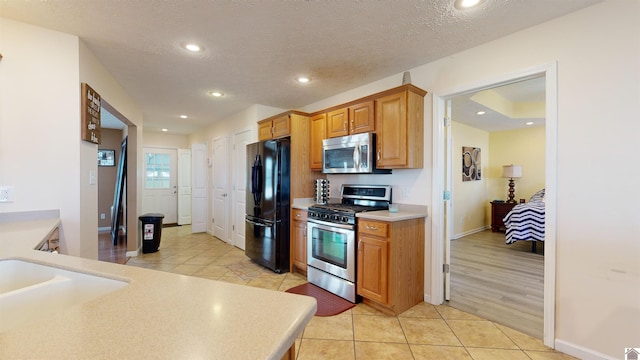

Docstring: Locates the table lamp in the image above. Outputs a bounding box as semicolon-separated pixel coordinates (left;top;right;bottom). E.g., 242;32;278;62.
502;164;522;204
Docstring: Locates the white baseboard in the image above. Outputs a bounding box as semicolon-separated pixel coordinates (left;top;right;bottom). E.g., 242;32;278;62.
126;249;139;257
555;339;617;360
98;227;110;232
452;226;489;240
423;293;433;304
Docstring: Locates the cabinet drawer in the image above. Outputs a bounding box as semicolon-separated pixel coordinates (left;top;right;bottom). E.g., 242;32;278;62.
358;220;388;238
292;209;308;221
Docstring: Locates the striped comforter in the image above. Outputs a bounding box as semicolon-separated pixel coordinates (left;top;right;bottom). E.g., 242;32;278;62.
503;200;545;244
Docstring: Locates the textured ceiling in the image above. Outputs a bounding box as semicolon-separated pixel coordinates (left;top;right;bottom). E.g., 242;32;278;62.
0;0;600;134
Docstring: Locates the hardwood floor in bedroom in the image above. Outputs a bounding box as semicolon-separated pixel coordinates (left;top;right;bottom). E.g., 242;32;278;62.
448;230;544;339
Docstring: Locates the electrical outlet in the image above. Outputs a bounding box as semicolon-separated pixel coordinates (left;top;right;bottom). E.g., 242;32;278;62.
0;186;14;202
402;186;409;198
100;213;106;220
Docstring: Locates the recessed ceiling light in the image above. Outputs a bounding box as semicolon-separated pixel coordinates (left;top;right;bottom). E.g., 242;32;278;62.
208;91;224;97
181;42;204;52
526;122;534;125
297;76;310;84
179;115;188;119
476;111;486;115
161;128;168;132
454;0;484;10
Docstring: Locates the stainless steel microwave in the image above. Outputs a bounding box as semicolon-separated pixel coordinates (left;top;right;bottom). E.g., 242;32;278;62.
322;133;391;174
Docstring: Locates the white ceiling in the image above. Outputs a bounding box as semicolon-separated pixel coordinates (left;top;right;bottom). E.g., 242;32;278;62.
0;0;600;135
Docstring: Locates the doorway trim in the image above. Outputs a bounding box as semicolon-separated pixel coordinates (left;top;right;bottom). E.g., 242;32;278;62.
431;62;558;348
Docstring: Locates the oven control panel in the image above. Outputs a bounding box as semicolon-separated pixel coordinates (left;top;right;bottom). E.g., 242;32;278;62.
307;210;355;225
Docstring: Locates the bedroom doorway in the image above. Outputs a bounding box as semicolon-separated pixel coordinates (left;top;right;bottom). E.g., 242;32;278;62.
432;63;557;347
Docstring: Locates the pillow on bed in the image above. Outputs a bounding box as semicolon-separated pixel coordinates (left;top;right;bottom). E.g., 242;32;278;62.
530;188;545;202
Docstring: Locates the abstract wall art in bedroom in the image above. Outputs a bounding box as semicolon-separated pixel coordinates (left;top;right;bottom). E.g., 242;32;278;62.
462;146;481;181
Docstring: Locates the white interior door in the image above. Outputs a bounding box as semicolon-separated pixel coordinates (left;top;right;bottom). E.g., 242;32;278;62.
212;136;229;242
232;129;252;250
142;148;178;224
444;100;453;301
177;149;192;225
191;144;207;233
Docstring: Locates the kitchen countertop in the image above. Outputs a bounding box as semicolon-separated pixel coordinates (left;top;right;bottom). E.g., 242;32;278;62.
0;215;316;359
357;204;428;222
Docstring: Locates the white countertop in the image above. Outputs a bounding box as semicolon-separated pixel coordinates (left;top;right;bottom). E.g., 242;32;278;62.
0;215;316;359
357;204;428;222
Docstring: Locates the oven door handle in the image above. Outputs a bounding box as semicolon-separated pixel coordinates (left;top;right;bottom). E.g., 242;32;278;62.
307;218;355;230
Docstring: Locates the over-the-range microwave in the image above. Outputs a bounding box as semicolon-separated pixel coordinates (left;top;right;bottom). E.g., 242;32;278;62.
322;133;391;174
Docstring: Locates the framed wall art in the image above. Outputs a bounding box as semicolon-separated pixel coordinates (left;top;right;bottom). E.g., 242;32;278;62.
98;149;115;167
462;146;481;181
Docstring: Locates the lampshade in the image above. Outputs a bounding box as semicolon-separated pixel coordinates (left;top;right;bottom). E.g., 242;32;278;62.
502;164;522;178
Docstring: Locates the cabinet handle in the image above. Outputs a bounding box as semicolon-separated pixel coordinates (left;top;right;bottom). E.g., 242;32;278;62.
350;119;354;132
377;150;381;161
343;121;346;131
365;225;379;230
296;213;301;218
357;240;362;251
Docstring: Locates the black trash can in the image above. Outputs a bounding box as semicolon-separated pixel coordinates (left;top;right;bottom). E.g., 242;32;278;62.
139;213;164;253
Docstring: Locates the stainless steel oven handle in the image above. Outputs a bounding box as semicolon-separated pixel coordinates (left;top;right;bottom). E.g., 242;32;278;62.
307;218;355;230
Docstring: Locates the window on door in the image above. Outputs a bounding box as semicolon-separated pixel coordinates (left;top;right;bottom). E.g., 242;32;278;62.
145;153;171;189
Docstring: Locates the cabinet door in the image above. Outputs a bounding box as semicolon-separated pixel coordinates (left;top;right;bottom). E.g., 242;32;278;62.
357;235;388;304
349;101;374;134
272;115;291;139
375;92;407;168
327;108;349;138
258;120;273;141
291;209;308;272
309;113;327;170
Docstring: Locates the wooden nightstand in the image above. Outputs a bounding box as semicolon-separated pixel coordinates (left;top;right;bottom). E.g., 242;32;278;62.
490;201;517;232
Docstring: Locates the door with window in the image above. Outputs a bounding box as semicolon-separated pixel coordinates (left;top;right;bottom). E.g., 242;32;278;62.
142;148;178;224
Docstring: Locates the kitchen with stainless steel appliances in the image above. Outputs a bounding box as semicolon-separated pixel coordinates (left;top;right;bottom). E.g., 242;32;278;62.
245;138;291;273
307;184;392;302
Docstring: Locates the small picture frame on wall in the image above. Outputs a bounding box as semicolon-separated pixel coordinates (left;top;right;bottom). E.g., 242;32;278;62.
98;149;115;167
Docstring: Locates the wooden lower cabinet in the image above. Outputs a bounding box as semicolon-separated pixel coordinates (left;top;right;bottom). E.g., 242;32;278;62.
357;218;424;315
290;209;308;274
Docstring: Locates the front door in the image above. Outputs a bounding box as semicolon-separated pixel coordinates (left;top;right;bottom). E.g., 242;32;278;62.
142;148;178;224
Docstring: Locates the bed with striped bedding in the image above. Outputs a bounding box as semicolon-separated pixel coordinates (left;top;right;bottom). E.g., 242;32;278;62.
503;189;545;245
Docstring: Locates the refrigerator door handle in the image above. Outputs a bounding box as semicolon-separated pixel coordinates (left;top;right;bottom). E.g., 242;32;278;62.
246;218;275;228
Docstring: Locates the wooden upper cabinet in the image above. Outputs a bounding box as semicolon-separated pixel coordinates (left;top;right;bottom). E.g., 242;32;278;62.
349;101;375;135
327;108;349;138
326;101;375;139
258;114;291;141
309;113;327;170
375;87;425;169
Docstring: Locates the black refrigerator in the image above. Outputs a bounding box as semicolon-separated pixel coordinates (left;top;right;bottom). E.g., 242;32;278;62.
245;138;291;273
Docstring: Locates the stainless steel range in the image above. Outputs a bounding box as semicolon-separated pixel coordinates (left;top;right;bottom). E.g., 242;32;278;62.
307;184;392;302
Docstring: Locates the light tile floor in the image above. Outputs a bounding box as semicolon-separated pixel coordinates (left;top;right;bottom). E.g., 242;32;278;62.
125;226;576;360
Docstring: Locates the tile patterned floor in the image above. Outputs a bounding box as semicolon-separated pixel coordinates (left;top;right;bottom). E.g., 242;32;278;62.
124;226;576;360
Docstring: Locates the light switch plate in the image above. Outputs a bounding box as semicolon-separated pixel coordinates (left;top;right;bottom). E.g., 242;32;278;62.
0;186;14;202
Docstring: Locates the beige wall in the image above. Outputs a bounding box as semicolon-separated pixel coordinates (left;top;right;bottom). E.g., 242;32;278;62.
143;131;189;149
452;122;490;237
489;126;545;203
